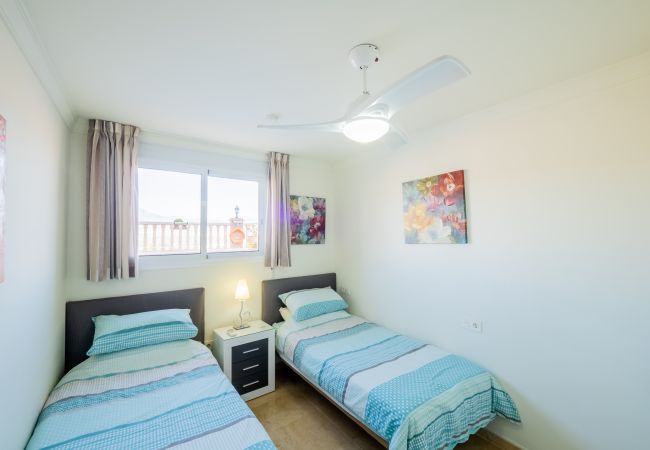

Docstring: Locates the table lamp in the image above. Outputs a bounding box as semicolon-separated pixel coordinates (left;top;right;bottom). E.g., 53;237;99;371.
233;279;250;330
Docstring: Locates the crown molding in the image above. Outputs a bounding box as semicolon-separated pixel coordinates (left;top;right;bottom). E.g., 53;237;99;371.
0;0;74;126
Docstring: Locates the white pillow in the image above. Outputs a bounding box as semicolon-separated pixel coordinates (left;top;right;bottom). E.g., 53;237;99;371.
279;307;293;322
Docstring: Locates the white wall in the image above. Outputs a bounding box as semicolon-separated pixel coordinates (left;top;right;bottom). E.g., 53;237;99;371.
0;19;68;450
65;125;338;338
335;54;650;450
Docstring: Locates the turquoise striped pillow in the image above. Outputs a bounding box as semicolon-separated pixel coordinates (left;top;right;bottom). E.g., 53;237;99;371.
87;309;198;356
279;287;348;321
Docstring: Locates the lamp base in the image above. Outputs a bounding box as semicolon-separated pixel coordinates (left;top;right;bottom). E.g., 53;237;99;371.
232;323;250;330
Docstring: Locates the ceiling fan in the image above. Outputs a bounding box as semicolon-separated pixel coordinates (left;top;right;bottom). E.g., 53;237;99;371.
258;43;470;144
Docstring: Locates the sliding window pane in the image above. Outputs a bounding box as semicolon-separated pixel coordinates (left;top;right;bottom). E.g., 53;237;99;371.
138;168;201;255
207;176;259;253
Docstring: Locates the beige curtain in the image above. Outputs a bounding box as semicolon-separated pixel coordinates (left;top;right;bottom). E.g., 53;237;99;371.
265;152;291;268
87;119;139;281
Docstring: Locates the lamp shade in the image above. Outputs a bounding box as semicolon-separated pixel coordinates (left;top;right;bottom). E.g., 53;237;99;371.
234;279;250;301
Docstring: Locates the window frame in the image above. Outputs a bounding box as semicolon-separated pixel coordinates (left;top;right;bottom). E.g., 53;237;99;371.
137;157;266;270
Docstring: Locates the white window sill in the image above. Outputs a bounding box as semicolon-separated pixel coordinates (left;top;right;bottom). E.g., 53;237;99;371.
139;251;265;271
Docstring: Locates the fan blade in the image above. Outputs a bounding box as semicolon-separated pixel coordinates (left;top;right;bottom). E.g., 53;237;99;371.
257;119;344;133
358;55;470;119
384;123;409;150
345;93;372;119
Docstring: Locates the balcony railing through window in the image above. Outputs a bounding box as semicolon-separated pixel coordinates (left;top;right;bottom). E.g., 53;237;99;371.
138;222;259;255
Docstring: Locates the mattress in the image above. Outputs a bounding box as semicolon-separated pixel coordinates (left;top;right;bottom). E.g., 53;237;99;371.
26;339;275;450
275;314;520;450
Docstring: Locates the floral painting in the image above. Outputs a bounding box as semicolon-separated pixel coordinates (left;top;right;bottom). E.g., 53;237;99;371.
402;170;467;244
290;195;325;244
0;115;5;282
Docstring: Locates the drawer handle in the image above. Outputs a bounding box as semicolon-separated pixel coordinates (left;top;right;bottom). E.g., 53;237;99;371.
243;364;260;371
243;380;260;388
242;347;260;354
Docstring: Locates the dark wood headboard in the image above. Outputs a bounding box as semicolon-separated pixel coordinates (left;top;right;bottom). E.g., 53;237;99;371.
261;273;336;325
65;288;205;372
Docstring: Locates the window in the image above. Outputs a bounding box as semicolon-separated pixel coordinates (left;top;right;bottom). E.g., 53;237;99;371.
139;169;202;256
207;175;259;252
137;164;262;262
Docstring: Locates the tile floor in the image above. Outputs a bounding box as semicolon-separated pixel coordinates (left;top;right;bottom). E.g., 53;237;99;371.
248;364;505;450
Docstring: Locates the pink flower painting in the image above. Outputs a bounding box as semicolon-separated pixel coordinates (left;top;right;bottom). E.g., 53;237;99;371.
402;170;468;244
290;195;326;244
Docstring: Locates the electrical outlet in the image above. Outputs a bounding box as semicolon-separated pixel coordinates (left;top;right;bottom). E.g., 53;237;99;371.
461;318;483;333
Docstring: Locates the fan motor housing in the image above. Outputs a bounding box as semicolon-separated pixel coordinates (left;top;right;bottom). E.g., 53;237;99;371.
349;44;379;69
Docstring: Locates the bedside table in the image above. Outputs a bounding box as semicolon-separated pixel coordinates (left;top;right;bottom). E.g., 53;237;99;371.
212;320;275;401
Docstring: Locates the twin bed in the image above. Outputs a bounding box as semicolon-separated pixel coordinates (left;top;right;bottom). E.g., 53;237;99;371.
27;289;274;450
27;274;519;450
263;273;520;449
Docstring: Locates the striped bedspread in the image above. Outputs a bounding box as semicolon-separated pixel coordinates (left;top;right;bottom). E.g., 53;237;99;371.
276;314;520;450
26;339;275;450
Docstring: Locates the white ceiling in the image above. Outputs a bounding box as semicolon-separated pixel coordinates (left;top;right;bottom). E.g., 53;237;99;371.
18;0;650;160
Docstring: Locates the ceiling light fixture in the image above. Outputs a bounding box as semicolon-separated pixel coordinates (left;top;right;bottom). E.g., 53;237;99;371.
258;44;470;147
342;117;390;143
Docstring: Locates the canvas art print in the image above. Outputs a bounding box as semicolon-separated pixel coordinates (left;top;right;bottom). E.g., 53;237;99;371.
0;115;5;282
402;170;468;244
290;195;326;244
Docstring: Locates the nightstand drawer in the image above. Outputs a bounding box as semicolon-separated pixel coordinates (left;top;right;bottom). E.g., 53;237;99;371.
233;371;268;395
232;357;267;381
232;338;267;363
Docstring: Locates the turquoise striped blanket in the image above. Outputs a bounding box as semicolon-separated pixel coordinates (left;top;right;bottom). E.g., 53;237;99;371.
276;314;520;450
26;339;275;450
